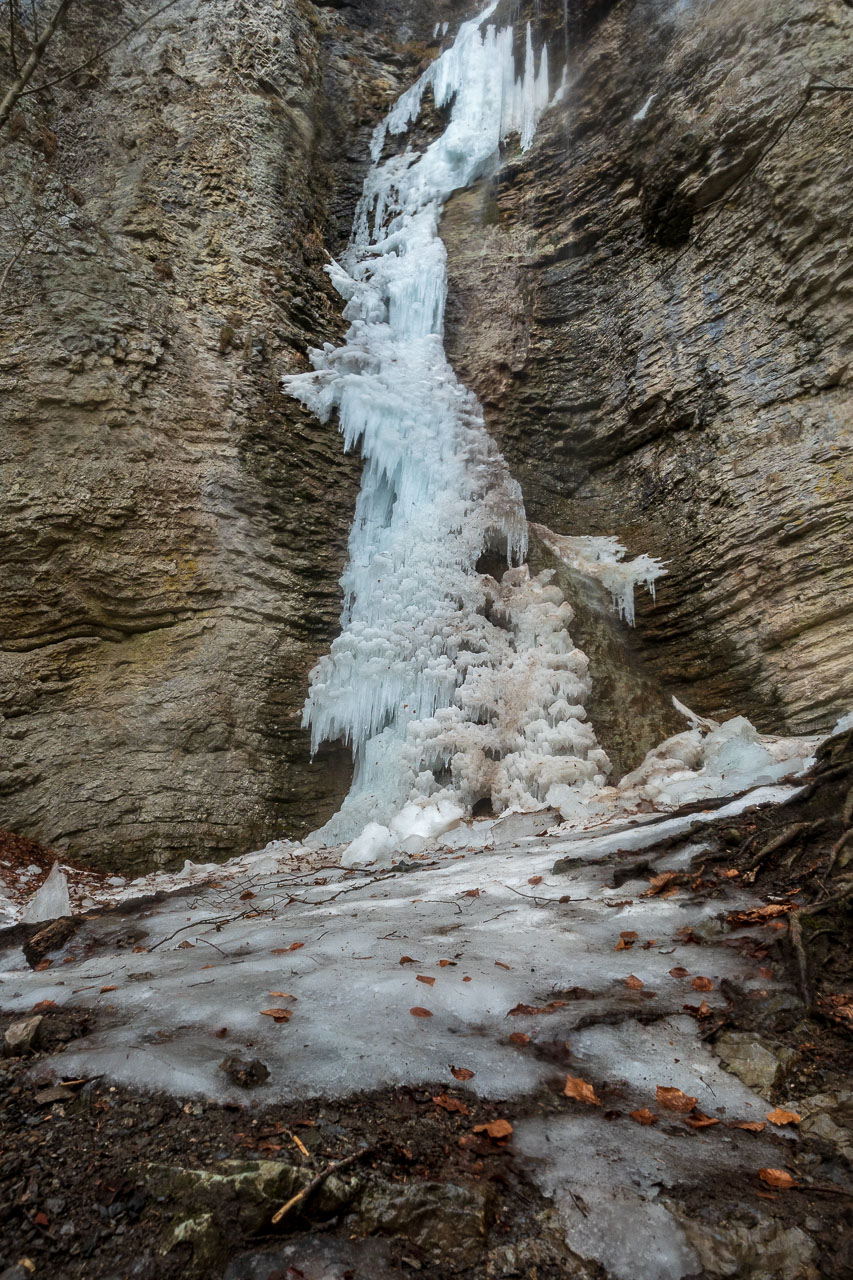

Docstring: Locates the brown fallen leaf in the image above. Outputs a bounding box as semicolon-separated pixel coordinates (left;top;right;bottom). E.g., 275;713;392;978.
268;992;296;999
564;1075;601;1106
271;942;304;954
509;1032;530;1045
656;1086;698;1113
462;976;472;983
684;1111;720;1128
625;974;644;989
507;1000;569;1016
528;876;543;886
683;1000;712;1017
239;890;256;901
495;961;511;970
729;903;795;927
35;959;52;972
451;1066;475;1081
669;967;689;979
416;975;436;986
614;938;633;951
620;930;639;941
630;1108;657;1126
758;1168;797;1189
691;976;714;992
100;985;117;993
642;872;678;897
32;1000;56;1012
438;959;455;967
731;1120;766;1132
432;1093;470;1115
462;889;480;898
766;1108;801;1127
474;1119;513;1140
260;1008;293;1023
410;1007;433;1018
399;956;416;965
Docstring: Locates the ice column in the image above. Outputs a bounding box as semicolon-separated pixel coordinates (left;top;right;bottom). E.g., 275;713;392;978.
284;7;592;841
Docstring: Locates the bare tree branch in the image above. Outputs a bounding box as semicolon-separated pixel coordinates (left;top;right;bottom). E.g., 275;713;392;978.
17;0;183;98
0;0;73;131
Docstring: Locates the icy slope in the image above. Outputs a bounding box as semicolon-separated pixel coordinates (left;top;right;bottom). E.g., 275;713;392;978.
0;786;802;1280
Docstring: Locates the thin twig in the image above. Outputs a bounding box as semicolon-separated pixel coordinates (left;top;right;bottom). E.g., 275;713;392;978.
270;1145;375;1225
802;880;853;917
0;0;73;130
18;0;183;97
788;914;815;1015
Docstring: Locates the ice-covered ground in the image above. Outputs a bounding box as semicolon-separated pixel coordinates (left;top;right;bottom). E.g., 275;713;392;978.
2;778;806;1280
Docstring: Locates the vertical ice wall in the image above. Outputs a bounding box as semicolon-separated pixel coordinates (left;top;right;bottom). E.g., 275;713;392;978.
283;5;603;842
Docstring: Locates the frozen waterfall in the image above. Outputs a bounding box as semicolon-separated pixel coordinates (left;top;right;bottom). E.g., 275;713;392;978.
283;5;648;843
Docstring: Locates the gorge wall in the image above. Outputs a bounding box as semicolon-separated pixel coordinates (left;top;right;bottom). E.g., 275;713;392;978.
1;0;850;871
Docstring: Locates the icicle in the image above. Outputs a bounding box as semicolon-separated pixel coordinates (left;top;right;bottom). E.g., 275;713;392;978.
531;523;667;626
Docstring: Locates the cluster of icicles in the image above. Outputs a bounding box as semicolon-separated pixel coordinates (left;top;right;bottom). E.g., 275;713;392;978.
283;3;664;845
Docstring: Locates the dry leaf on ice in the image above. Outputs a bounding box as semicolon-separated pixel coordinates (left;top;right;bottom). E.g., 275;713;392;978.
731;1120;766;1132
684;1112;719;1128
564;1075;601;1106
766;1108;801;1127
260;1008;293;1023
451;1067;475;1081
691;976;714;991
416;975;435;986
399;956;416;965
758;1168;797;1189
509;1032;530;1045
625;974;644;989
474;1119;513;1140
656;1086;698;1113
410;1007;433;1018
630;1108;657;1126
669;967;689;979
528;876;543;886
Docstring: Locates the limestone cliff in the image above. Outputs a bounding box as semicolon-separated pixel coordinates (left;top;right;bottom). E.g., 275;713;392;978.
444;0;853;741
1;0;850;871
0;0;460;870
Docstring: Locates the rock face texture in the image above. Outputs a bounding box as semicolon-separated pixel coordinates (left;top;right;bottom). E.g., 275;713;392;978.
444;0;853;738
1;0;851;870
0;0;461;870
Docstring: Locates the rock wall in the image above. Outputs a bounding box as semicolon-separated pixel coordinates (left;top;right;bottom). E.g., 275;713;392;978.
2;0;851;871
444;0;853;742
0;0;459;871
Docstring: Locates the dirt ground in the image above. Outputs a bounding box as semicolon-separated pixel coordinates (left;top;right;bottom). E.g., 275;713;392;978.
1;732;851;1279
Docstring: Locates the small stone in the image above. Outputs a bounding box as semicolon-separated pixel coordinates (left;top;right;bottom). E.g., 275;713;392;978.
714;1032;797;1097
218;1056;270;1089
3;1015;43;1057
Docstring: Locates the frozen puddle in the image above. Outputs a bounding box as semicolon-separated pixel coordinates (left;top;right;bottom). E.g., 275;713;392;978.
1;787;799;1280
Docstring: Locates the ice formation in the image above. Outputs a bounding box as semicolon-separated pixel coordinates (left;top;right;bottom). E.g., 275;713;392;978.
531;522;666;625
284;5;595;842
20;861;71;924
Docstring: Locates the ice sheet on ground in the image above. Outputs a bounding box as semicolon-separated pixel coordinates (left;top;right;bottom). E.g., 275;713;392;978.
2;786;793;1107
1;785;805;1280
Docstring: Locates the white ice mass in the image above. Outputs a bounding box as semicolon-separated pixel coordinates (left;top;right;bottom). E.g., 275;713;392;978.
283;4;644;845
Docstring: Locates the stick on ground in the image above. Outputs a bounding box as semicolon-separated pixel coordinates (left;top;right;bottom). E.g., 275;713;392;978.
271;1145;375;1225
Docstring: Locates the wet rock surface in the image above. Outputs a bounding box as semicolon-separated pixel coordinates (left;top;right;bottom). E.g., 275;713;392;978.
443;0;853;750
